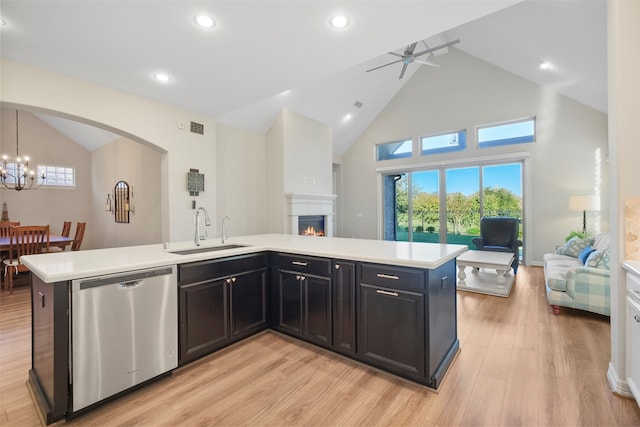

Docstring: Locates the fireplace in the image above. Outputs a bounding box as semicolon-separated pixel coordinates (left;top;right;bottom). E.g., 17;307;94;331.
286;193;336;237
299;215;325;236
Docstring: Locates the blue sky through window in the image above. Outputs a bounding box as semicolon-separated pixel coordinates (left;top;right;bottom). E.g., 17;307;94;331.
412;163;522;197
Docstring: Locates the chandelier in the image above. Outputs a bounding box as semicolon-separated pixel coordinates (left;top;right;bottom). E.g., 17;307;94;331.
0;110;46;191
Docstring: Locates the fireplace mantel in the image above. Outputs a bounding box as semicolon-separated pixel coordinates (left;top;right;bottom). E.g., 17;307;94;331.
286;193;336;237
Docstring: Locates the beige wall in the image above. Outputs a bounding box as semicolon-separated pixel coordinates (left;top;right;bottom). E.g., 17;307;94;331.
340;48;609;263
91;137;163;248
607;0;640;398
0;109;94;248
216;124;267;237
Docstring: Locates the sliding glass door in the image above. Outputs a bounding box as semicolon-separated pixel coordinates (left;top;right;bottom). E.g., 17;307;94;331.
383;161;523;253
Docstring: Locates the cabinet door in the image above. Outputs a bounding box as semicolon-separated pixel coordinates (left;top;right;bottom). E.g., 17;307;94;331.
359;283;425;378
179;279;228;363
333;261;356;354
303;275;332;346
230;268;268;338
278;270;303;334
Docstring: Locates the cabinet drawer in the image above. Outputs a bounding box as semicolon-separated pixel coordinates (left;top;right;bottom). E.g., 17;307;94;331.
276;253;331;277
179;253;269;284
360;263;425;293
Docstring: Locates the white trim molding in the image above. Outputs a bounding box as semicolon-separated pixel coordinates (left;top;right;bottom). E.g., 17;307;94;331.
607;362;633;398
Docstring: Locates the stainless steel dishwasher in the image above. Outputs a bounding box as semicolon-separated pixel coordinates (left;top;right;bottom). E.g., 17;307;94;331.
71;266;178;412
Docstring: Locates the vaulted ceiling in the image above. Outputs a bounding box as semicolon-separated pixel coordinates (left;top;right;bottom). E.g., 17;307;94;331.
0;0;606;157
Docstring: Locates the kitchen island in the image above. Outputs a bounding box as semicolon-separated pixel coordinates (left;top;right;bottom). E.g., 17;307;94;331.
22;234;467;424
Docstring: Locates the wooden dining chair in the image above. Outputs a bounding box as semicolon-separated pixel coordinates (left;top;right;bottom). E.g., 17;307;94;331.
3;225;50;294
47;221;73;252
71;222;86;251
0;221;20;237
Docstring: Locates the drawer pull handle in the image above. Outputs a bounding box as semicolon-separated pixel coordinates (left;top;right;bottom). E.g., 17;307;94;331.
38;291;45;308
335;264;340;270
376;273;399;280
292;261;308;266
376;289;399;297
635;314;640;323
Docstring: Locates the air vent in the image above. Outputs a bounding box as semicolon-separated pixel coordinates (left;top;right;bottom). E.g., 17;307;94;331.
354;100;363;108
190;121;204;135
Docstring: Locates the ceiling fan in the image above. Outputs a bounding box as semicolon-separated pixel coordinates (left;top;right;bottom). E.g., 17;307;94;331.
366;39;460;79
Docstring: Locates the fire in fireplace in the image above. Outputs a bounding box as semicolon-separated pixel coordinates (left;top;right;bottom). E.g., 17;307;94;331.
298;215;325;237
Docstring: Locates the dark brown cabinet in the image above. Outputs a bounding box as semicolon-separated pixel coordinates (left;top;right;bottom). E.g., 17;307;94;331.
332;260;356;355
178;253;268;364
272;253;332;347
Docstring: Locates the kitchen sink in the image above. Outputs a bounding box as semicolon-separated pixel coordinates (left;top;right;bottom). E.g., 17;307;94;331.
168;244;250;255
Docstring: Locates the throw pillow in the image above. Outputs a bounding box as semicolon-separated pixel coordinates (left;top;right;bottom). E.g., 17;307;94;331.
586;249;605;268
599;248;610;270
556;236;594;257
579;246;595;264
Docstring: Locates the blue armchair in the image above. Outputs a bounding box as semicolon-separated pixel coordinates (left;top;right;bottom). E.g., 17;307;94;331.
471;217;522;274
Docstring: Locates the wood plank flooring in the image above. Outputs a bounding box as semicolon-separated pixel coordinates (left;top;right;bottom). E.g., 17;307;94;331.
1;266;639;426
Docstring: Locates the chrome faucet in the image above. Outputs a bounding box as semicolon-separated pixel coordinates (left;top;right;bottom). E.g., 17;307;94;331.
221;216;231;244
194;207;212;246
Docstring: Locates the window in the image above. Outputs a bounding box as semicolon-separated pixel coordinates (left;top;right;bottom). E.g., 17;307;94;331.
420;130;467;156
477;117;535;148
376;139;412;161
38;165;76;187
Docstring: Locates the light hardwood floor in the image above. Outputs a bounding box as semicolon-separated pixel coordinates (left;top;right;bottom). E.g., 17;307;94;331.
1;266;639;426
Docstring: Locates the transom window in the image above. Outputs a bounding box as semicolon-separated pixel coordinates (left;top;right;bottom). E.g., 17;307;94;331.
420;130;467;156
477;117;535;148
37;165;76;187
376;139;412;161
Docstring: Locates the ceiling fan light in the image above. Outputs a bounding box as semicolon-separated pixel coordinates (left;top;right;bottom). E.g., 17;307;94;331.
329;14;350;29
539;61;552;70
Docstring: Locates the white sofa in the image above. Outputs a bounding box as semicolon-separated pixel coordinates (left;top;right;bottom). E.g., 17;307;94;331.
543;233;610;316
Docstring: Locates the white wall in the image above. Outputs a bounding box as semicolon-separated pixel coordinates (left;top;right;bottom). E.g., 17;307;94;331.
265;109;333;233
340;48;609;263
0;109;94;248
91;137;163;248
0;59;217;244
216;124;267;237
282;109;333;195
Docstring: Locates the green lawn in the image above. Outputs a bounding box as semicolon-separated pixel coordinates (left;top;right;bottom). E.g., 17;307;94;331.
395;231;478;249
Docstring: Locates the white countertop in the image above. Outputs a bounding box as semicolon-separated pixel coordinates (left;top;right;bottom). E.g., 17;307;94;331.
21;234;468;283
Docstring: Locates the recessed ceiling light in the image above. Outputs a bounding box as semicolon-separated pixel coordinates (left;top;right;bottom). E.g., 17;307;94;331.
343;113;353;121
329;14;351;29
193;14;216;29
0;17;6;26
539;61;552;70
153;72;172;83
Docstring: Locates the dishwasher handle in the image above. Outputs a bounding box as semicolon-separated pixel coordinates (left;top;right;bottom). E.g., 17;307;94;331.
119;280;142;289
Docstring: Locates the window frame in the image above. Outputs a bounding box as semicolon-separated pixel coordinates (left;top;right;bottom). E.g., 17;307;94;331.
375;138;413;162
476;116;536;148
37;164;77;188
419;129;467;156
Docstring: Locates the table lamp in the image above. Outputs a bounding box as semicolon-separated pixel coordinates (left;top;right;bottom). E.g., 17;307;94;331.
569;195;601;234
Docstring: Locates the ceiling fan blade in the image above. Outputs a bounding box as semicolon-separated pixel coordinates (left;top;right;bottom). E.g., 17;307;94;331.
398;63;409;79
366;59;402;73
413;39;460;58
415;59;441;68
405;42;418;55
387;51;404;58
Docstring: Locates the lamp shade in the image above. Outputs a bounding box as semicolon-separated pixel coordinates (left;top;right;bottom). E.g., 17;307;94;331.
569;195;601;212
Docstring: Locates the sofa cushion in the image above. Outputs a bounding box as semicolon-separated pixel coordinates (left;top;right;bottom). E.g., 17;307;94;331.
585;247;611;270
592;232;610;250
556;236;594;257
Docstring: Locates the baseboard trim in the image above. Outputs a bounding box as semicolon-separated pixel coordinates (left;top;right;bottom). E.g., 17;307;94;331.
607;362;634;398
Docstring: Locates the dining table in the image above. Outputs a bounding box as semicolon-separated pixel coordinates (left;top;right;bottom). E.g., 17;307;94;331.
0;235;74;252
